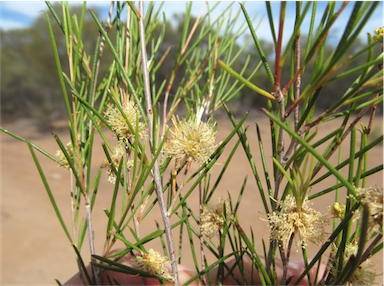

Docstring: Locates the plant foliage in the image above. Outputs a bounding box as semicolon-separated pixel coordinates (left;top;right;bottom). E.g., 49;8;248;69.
1;1;382;285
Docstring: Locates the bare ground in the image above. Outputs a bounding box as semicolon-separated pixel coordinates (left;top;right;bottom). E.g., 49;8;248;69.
1;115;383;285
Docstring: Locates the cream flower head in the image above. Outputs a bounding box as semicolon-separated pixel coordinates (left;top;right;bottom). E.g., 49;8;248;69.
331;241;377;285
168;116;216;166
268;195;328;249
101;143;133;184
55;142;73;169
135;248;172;280
347;260;377;286
356;186;383;233
201;198;231;238
105;100;145;141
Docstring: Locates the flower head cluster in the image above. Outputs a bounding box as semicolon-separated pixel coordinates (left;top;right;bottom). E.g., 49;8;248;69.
105;100;145;141
201;198;231;238
168;117;216;166
356;186;383;233
268;195;328;249
135;248;172;280
373;27;384;43
101;144;133;184
55;142;73;169
331;242;377;285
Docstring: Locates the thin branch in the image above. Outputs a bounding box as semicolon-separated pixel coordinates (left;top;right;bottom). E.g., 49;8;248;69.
310;105;372;179
272;89;286;207
199;182;208;285
272;3;287;204
87;4;114;283
274;2;286;90
282;21;302;163
161;5;205;139
294;33;301;130
360;233;383;263
124;4;131;104
282;233;295;284
278;242;287;284
366;44;383;134
204;42;219;117
138;3;179;285
85;198;100;284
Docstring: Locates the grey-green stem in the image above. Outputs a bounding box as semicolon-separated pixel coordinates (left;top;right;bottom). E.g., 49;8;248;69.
138;2;179;285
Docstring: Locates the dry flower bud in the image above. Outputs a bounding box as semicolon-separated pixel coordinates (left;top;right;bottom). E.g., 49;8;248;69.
373;27;384;43
330;202;346;219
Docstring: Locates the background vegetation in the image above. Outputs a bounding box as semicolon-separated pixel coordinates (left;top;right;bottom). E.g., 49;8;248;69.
1;2;382;285
2;3;381;129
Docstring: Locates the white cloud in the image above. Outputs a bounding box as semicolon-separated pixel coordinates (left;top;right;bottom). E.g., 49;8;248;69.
1;2;47;18
0;1;109;30
0;17;27;30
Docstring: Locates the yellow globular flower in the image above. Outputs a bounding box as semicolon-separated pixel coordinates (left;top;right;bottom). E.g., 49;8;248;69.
373;27;384;43
330;202;346;219
55;142;73;169
268;195;328;249
356;186;383;233
168;117;216;167
101;143;133;184
105;100;145;141
201;198;231;238
135;248;172;281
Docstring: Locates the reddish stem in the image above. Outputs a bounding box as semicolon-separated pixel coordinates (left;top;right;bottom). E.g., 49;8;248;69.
274;2;286;91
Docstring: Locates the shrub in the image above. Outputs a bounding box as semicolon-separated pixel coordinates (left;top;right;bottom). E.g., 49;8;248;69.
1;2;382;285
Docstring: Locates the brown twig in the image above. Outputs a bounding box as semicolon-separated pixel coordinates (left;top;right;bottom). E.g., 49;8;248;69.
360;233;383;263
284;2;349;118
310;105;372;180
366;44;383;134
274;2;286;91
161;4;205;139
123;5;131;104
282;26;302;163
204;41;219;117
282;233;295;284
273;2;287;198
294;35;301;130
166;58;209;120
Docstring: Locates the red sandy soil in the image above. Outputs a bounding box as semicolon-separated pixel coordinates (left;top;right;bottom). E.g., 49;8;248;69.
1;115;383;285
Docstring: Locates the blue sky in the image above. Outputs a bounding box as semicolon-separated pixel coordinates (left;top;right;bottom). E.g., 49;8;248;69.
0;1;383;45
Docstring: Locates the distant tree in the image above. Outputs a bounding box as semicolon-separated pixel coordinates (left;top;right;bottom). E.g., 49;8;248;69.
1;3;380;127
1;3;104;128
